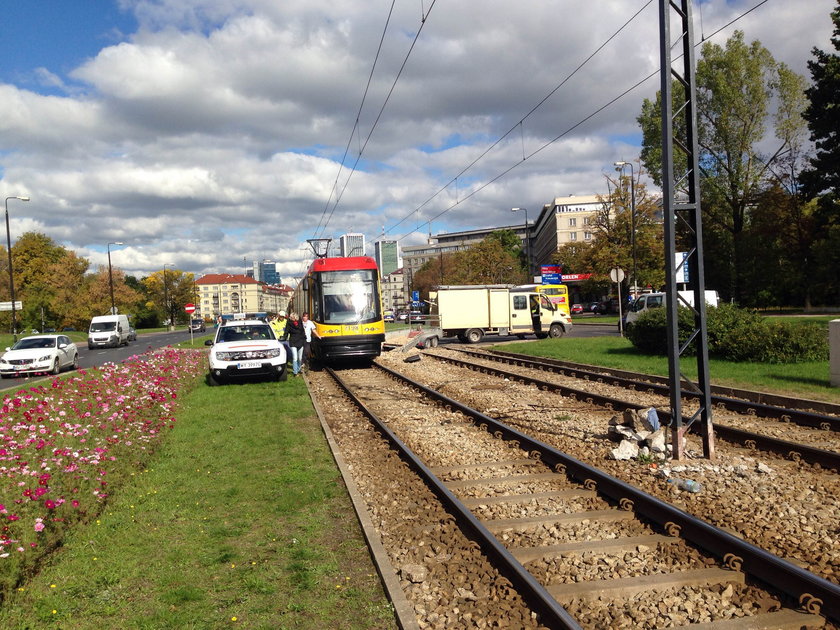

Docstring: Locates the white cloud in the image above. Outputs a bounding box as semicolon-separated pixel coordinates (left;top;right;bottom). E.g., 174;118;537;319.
0;0;835;278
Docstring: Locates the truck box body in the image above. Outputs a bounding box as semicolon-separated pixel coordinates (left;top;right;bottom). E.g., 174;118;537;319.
430;285;572;343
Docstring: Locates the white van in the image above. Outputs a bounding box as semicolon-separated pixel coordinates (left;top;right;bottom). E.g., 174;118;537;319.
624;290;719;329
88;314;131;349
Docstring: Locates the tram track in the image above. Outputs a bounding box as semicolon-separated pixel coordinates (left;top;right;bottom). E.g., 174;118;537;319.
429;347;840;471
309;362;838;629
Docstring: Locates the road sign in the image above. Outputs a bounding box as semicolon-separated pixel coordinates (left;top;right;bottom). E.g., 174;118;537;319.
609;268;625;283
184;303;196;314
0;301;22;312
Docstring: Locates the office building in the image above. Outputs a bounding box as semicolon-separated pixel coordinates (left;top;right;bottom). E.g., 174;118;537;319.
339;233;366;257
374;239;399;276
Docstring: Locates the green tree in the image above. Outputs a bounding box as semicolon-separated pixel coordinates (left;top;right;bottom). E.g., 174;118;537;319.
801;1;840;304
637;31;808;303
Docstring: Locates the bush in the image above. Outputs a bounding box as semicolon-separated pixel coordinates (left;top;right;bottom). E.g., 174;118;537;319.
625;302;828;363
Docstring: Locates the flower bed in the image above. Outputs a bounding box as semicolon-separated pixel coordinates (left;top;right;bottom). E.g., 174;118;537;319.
0;348;206;601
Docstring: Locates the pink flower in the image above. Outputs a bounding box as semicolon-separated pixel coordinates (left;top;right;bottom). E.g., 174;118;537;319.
34;518;44;533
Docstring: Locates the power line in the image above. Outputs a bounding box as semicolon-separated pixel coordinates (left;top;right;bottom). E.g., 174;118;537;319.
381;0;653;239
316;0;439;238
381;0;776;245
313;0;398;238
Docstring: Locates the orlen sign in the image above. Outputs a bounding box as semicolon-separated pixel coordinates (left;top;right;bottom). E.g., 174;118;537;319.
559;273;592;282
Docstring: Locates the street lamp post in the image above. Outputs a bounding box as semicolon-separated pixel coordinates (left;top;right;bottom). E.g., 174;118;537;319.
614;161;637;297
5;196;30;342
511;207;530;278
107;242;124;315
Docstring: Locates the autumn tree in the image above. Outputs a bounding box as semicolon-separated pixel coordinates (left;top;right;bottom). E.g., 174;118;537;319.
637;31;808;303
552;169;664;297
142;270;196;326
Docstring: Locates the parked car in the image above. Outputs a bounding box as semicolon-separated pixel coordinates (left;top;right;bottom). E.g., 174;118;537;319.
204;319;287;385
0;335;79;378
588;302;601;313
409;310;425;323
397;311;409;321
189;318;206;333
127;327;137;342
383;309;395;322
61;327;76;332
571;303;584;315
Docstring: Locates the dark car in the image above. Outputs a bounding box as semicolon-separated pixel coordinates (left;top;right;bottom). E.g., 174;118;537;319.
588;302;601;313
189;318;206;333
409;310;425;323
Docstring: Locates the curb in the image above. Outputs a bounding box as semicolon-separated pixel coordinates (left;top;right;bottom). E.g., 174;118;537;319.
303;373;419;630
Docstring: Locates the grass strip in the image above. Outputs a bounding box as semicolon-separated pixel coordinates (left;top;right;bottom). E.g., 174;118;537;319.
0;376;395;629
500;336;840;404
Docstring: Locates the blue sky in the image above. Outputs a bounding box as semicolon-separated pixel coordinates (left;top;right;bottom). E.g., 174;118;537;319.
1;2;136;93
0;0;835;281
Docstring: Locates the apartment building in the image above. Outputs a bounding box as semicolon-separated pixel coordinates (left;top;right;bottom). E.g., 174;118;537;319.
195;274;291;318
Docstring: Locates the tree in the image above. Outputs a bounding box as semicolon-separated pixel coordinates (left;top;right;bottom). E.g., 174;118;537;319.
638;31;808;303
552;170;664;296
801;0;840;303
142;270;196;326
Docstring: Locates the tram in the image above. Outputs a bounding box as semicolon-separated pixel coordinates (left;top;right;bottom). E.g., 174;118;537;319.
293;255;385;364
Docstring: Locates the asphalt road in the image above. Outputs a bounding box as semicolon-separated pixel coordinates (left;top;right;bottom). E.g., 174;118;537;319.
0;328;208;391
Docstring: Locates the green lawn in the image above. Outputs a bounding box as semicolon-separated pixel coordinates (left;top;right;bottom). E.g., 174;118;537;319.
0;377;395;629
499;336;840;405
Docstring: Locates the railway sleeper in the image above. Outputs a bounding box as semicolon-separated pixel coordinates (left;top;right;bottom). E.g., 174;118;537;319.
459;489;597;508
511;533;677;564
483;508;635;533
548;566;743;602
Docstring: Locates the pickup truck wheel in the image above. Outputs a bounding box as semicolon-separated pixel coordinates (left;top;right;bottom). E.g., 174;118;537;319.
465;328;484;344
548;324;564;338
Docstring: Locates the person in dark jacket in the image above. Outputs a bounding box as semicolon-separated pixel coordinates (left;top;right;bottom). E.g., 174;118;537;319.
286;312;306;376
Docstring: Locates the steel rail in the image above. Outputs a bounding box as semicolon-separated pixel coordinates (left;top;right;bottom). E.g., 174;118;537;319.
373;362;840;623
324;366;583;630
426;353;840;472
481;347;840;426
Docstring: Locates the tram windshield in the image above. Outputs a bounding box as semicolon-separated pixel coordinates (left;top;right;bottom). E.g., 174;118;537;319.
317;269;381;325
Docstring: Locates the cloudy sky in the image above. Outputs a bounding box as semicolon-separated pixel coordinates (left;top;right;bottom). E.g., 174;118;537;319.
0;0;835;282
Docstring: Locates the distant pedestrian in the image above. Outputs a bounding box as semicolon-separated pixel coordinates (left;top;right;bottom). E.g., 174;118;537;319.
301;312;317;368
286;312;306;376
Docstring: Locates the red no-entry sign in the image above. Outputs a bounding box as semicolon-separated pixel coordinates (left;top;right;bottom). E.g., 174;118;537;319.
184;303;196;314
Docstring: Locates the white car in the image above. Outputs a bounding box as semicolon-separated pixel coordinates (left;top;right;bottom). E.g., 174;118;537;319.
0;335;79;378
204;319;287;385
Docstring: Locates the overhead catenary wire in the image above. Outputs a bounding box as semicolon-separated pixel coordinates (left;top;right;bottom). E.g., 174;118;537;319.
315;0;439;239
313;0;398;238
381;0;654;238
380;0;775;245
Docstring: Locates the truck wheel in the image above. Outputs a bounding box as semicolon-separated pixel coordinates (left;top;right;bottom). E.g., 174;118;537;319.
548;324;564;338
465;328;484;344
